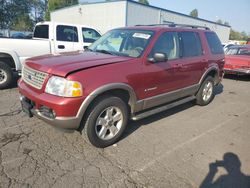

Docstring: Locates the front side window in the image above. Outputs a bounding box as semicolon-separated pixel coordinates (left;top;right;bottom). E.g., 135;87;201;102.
33;25;49;39
205;32;224;54
89;29;154;58
56;25;78;42
82;28;101;43
181;32;203;57
150;32;180;60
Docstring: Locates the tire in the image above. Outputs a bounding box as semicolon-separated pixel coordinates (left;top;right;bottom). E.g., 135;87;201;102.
0;61;13;89
196;76;215;106
83;95;128;148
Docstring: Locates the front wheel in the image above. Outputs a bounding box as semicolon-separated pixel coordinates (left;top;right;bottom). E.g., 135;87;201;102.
83;96;128;148
0;61;13;89
196;76;215;106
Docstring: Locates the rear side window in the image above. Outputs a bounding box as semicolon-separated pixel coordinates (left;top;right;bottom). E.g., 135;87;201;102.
180;32;203;57
82;28;101;43
33;25;49;39
205;32;224;54
56;25;78;42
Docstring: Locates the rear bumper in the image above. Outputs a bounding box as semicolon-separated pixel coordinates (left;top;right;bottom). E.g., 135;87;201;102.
224;68;250;75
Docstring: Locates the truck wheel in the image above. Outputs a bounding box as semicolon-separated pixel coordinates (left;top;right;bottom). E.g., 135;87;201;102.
0;61;13;89
83;96;128;148
196;76;215;106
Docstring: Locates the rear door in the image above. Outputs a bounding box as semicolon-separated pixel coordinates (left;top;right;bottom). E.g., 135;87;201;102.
54;24;80;53
176;31;206;88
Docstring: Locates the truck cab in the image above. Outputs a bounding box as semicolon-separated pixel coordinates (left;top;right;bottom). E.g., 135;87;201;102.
33;22;101;53
0;21;101;89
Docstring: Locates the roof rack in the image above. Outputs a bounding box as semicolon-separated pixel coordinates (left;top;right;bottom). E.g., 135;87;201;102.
135;23;210;30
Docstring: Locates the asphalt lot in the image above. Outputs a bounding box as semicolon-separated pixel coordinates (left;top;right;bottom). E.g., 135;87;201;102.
0;76;250;188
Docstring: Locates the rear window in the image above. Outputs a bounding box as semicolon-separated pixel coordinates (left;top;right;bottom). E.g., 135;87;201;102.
56;25;78;42
33;25;49;39
205;32;224;54
181;32;203;57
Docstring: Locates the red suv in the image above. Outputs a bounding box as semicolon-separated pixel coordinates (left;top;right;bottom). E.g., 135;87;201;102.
18;24;224;147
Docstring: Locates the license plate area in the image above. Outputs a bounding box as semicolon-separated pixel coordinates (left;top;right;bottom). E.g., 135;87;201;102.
20;96;34;118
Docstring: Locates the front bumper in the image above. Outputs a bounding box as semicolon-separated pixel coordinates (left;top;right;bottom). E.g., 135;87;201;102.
224;68;250;75
18;79;85;130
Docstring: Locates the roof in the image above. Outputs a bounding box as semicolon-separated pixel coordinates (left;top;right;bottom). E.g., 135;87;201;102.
54;0;231;28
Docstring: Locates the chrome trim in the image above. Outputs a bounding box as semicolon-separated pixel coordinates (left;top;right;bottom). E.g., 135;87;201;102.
224;68;250;75
22;66;48;90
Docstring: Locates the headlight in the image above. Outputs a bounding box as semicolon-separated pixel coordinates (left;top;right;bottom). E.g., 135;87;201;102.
45;76;83;97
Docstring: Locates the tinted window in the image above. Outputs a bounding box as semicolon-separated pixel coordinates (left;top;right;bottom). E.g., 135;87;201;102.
205;32;224;54
33;25;49;39
56;25;78;42
151;32;180;60
181;32;203;57
82;28;101;43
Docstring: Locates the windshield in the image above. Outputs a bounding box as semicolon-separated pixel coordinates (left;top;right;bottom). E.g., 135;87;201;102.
88;29;154;58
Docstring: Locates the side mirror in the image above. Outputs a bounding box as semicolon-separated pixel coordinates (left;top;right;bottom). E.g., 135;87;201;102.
148;52;167;63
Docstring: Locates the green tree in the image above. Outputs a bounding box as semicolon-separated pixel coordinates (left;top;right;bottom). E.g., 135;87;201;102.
189;9;198;18
138;0;149;5
45;0;79;21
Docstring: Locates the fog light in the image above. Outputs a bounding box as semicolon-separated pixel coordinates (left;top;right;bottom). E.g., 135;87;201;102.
39;106;56;119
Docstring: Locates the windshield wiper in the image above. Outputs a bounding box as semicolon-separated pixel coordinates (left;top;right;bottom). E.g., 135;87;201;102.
95;49;114;55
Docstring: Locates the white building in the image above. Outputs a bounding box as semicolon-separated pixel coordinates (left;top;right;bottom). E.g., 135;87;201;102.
51;0;230;42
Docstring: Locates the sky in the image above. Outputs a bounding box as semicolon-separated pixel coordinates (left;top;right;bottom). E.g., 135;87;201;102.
79;0;250;34
149;0;250;34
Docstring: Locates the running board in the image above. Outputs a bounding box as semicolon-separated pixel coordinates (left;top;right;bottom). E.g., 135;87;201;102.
131;96;196;121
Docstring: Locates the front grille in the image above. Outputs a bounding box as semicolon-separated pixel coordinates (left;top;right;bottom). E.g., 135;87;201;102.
22;66;48;89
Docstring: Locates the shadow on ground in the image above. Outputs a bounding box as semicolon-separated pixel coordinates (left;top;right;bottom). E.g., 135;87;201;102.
122;84;224;140
200;152;250;188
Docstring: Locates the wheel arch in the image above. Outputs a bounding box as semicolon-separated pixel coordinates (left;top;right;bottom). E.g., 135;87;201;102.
76;83;138;130
0;50;21;71
199;66;220;85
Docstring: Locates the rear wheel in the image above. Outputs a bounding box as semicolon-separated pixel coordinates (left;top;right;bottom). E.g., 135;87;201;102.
83;96;128;148
0;61;13;89
196;76;215;106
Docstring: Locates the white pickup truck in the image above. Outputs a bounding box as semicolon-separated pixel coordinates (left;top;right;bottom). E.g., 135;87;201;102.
0;21;101;89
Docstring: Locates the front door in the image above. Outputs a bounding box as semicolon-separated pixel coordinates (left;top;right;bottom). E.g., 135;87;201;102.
54;25;80;53
142;31;182;109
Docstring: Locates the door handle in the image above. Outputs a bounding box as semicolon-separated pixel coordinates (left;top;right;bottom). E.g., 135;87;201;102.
58;45;65;49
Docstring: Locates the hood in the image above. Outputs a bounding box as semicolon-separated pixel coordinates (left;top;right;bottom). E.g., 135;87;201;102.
25;51;132;77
